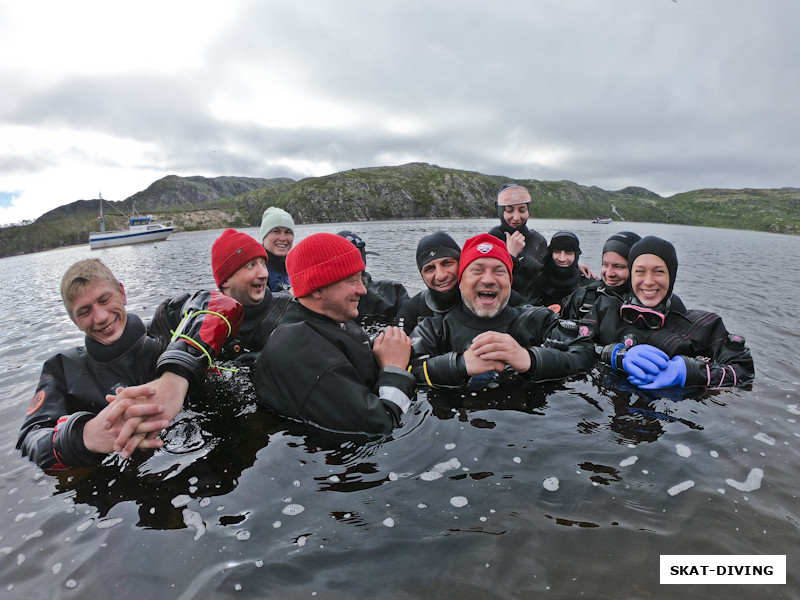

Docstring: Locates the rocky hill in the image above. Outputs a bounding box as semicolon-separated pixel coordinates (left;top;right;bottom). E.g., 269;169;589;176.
0;164;797;257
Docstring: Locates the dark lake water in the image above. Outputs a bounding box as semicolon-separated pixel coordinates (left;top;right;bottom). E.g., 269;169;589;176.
0;219;798;599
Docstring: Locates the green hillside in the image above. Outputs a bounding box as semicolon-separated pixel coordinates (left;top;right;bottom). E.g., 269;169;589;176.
0;164;797;257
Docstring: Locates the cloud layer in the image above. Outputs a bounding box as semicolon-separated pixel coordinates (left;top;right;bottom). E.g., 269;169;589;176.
1;0;798;225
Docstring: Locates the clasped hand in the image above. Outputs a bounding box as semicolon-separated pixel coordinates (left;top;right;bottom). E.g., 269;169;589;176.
622;344;686;389
465;331;530;376
83;372;189;460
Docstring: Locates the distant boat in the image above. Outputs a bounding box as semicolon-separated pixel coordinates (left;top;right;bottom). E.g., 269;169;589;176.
89;196;175;250
592;217;613;224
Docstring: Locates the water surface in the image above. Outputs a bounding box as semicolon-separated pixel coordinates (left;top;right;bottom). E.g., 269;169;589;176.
0;219;797;599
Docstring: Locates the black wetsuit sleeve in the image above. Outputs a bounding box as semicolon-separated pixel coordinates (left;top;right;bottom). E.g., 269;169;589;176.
255;323;415;435
16;355;103;469
154;290;244;387
680;314;755;387
396;294;422;334
511;307;595;381
409;315;467;387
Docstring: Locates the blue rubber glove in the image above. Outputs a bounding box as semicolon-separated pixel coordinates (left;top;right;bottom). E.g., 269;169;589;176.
621;344;670;383
635;356;687;389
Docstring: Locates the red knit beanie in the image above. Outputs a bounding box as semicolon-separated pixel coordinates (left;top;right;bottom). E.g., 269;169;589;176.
211;228;268;288
458;233;514;283
287;232;365;297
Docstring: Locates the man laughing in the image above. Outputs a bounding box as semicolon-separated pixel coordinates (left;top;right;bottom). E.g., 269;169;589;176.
410;234;593;388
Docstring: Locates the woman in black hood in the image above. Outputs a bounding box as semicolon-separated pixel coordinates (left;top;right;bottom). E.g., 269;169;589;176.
487;184;548;301
582;236;754;389
530;231;592;315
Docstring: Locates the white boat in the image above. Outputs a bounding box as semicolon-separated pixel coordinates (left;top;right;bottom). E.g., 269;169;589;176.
89;196;174;249
592;217;613;224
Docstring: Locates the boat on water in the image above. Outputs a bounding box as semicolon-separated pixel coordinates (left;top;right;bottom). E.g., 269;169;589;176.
592;217;613;224
89;196;175;250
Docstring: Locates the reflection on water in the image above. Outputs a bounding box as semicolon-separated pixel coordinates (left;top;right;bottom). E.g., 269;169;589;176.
0;220;798;599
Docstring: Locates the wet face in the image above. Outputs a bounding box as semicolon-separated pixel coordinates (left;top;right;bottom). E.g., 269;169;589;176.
315;272;367;323
552;249;576;267
631;254;670;307
502;203;529;229
222;257;269;306
601;251;630;287
68;280;128;345
420;256;459;293
459;257;511;319
263;227;294;258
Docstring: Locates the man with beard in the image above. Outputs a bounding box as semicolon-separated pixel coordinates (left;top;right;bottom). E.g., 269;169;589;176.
398;231;530;334
409;233;593;388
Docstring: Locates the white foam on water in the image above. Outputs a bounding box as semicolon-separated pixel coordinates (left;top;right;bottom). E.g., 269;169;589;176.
383;517;395;527
445;443;456;450
236;530;251;541
675;444;691;458
753;432;776;446
282;504;305;516
22;530;43;541
710;450;719;458
619;456;638;467
787;404;800;415
420;458;461;481
543;477;559;491
726;468;763;492
76;520;93;532
450;496;468;508
182;509;205;541
171;494;191;508
667;480;695;496
513;457;521;464
96;517;123;530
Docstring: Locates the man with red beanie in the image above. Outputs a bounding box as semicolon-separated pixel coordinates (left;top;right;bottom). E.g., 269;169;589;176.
209;228;299;360
253;232;417;434
410;233;593;388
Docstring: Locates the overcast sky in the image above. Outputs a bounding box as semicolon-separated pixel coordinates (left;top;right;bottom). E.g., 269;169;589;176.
1;0;797;225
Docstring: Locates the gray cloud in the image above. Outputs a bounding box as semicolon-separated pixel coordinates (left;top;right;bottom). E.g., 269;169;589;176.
2;0;798;223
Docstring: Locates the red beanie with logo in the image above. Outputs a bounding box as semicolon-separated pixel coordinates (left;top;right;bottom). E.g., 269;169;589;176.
458;233;514;283
287;232;365;297
211;228;267;288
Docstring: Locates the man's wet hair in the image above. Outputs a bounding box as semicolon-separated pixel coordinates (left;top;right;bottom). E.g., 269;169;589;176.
60;258;121;312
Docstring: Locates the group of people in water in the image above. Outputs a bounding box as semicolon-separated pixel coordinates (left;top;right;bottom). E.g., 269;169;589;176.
17;183;755;470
